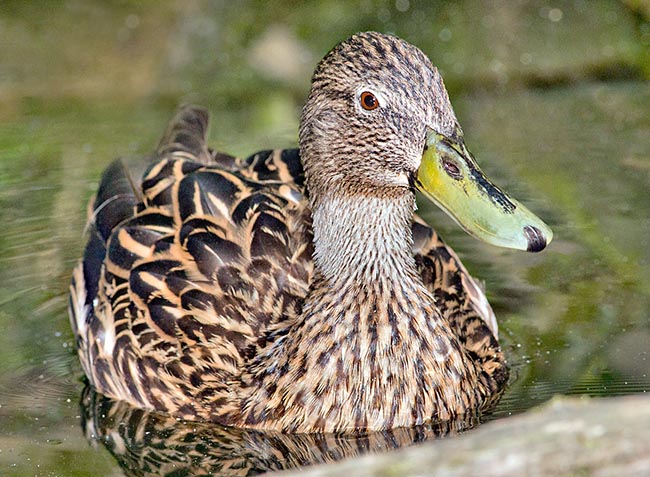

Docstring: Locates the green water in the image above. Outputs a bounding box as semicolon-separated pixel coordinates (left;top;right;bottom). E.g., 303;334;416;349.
1;1;649;475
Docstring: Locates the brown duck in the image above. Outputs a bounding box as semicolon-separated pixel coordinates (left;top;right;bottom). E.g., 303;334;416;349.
69;32;552;433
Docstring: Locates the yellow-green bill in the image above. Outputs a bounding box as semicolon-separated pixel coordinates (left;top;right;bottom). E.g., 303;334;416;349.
416;129;553;252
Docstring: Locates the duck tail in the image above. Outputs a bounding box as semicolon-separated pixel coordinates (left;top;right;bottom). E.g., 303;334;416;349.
157;104;213;164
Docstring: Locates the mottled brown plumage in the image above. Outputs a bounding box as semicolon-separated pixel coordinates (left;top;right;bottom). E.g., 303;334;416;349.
69;32;508;433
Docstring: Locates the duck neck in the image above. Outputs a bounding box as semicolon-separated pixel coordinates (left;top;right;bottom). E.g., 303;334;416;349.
310;190;420;286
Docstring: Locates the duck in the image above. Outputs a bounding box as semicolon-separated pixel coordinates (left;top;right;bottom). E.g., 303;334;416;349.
69;31;552;433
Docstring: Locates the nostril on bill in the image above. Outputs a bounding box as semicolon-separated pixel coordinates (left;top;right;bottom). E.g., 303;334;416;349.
523;225;547;252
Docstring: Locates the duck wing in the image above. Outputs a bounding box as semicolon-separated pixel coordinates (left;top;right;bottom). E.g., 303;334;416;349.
70;106;313;421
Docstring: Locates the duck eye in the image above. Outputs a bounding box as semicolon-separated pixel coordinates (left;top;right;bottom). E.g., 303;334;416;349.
360;91;379;111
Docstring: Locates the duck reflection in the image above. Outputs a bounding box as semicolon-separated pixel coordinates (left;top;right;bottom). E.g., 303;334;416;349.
79;386;483;476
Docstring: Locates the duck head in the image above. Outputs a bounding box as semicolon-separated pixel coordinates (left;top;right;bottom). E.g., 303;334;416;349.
299;32;552;252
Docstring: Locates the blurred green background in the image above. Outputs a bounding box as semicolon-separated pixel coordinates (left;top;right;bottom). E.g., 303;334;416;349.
1;0;649;475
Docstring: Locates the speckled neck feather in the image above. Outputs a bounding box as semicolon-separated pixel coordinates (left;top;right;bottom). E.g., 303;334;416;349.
311;191;417;283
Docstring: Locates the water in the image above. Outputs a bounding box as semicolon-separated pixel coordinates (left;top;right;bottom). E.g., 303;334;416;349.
1;1;649;476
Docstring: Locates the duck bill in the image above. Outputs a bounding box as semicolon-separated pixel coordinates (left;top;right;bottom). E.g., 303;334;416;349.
416;129;553;252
